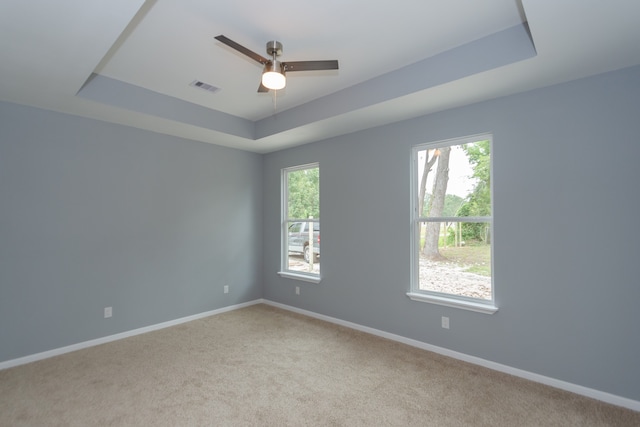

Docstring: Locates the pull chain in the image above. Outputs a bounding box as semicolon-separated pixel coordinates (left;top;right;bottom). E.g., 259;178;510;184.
272;48;278;112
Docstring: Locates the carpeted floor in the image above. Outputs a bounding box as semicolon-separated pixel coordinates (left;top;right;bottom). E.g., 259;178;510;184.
1;304;638;426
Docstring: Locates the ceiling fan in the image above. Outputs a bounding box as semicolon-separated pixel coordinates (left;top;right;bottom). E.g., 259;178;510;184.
214;35;339;92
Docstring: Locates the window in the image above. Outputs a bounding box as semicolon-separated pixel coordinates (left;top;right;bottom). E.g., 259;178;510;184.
278;163;320;283
408;135;496;313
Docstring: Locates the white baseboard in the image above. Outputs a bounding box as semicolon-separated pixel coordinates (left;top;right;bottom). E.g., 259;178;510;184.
262;299;640;412
0;299;262;371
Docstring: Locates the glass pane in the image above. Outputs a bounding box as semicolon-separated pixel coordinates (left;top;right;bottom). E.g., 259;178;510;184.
286;220;320;274
287;167;319;220
417;141;491;218
418;221;491;300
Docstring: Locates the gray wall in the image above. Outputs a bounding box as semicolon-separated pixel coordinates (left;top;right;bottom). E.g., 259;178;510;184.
2;65;639;402
263;65;640;401
0;103;263;362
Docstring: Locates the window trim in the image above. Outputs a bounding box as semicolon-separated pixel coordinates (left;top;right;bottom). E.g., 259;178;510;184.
408;134;497;314
278;162;321;283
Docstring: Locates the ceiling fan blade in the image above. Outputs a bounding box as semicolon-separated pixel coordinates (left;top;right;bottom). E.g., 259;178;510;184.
282;60;339;72
214;35;269;65
257;81;269;93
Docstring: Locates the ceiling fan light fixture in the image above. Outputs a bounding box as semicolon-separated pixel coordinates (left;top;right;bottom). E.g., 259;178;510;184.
262;62;286;90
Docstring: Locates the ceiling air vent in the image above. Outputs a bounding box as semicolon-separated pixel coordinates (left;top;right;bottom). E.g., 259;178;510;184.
189;80;220;93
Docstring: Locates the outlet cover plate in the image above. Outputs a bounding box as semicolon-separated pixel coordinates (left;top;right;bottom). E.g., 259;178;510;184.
441;316;449;329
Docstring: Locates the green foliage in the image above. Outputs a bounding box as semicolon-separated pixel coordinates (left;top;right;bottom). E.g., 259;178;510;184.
443;194;465;217
456;206;490;243
422;194;465;217
287;167;319;219
456;141;491;242
445;227;457;246
460;140;491;216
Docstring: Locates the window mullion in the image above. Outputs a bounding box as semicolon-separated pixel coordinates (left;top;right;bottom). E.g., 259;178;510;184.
417;216;491;223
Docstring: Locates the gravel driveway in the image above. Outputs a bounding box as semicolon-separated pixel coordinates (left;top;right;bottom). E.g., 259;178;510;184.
419;255;491;300
287;255;320;274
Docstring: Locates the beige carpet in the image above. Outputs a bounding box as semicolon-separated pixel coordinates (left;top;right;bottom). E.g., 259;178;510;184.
1;304;638;426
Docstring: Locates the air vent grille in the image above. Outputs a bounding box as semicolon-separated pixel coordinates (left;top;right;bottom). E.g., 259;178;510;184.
189;80;220;93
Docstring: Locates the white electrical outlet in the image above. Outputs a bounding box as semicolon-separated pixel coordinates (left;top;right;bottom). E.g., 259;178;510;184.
224;285;229;294
441;316;449;329
295;286;300;295
104;307;112;318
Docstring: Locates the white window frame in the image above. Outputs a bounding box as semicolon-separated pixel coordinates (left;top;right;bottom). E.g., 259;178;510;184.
407;134;497;314
277;163;321;283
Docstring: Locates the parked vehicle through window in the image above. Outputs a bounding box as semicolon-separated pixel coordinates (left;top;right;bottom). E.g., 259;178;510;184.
279;163;320;281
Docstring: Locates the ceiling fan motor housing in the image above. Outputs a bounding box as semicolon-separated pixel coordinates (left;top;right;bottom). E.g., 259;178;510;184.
266;41;283;57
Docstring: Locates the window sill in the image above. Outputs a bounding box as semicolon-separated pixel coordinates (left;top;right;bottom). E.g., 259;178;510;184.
406;292;498;314
277;271;321;284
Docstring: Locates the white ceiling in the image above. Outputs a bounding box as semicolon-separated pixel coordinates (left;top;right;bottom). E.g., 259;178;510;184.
1;0;639;153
